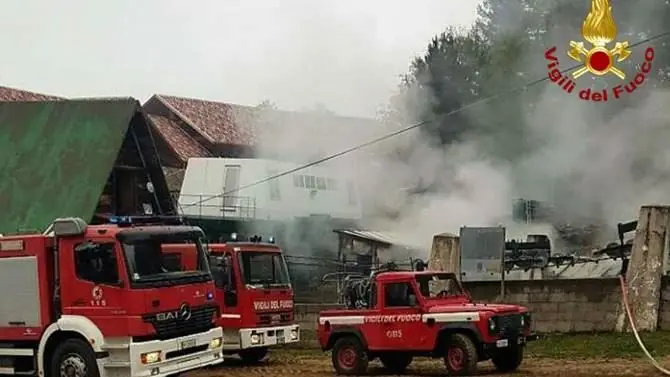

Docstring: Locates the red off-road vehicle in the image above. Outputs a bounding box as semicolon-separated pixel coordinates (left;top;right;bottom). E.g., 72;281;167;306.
317;271;537;376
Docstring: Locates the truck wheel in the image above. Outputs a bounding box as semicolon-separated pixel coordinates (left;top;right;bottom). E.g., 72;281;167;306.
379;352;413;374
239;347;268;364
443;333;478;376
492;345;524;372
331;337;368;375
49;338;100;377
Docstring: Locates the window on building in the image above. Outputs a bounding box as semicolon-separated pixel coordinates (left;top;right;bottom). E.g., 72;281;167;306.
316;177;327;190
347;181;357;205
223;165;241;208
305;175;316;189
293;175;304;187
268;170;281;200
327;178;338;190
74;242;119;284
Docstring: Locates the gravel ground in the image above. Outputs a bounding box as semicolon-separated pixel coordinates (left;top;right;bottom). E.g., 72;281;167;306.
187;349;666;377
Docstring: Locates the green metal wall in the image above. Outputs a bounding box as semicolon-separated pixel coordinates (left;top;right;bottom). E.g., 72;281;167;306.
0;99;138;234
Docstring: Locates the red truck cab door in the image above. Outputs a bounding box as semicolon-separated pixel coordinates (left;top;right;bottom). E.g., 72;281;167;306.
58;237;129;336
374;280;426;350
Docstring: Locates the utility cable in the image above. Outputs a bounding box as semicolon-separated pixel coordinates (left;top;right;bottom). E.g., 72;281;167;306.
178;30;670;211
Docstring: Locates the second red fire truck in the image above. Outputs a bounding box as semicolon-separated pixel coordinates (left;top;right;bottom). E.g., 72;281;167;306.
164;233;299;363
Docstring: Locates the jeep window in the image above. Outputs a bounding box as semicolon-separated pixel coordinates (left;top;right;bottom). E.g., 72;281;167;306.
416;274;463;298
74;242;119;285
384;282;416;307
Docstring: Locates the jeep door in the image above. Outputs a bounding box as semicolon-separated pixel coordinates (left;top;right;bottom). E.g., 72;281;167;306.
379;281;425;350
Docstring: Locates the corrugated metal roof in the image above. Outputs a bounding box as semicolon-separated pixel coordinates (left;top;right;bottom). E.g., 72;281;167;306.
0;99;138;234
334;229;425;250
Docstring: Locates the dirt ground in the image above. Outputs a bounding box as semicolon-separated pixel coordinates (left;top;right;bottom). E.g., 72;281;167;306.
188;350;667;377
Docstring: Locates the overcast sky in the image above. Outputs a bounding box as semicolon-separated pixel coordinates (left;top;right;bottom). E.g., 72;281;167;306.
1;0;480;117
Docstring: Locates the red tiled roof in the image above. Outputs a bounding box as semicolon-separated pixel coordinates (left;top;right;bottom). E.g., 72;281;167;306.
158;95;259;145
155;94;382;150
0;86;62;101
147;114;212;162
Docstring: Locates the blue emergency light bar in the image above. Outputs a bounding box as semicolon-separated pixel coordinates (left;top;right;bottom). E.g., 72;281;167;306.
228;233;275;244
108;215;184;226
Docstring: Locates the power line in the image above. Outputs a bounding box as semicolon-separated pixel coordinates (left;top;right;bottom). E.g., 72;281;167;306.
178;30;670;212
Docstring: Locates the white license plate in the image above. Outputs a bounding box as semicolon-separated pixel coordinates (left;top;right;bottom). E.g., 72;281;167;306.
181;339;196;349
496;339;509;348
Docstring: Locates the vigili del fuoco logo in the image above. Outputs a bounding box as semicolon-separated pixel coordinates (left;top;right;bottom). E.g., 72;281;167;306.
544;0;655;101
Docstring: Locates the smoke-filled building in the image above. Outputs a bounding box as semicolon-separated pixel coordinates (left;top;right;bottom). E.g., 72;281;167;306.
143;94;383;240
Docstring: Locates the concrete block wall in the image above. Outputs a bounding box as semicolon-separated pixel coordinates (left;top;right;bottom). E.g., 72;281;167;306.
463;278;621;332
295;277;670;333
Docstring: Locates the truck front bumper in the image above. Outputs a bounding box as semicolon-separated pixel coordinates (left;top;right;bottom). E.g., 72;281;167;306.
223;324;300;350
482;333;538;353
101;327;224;377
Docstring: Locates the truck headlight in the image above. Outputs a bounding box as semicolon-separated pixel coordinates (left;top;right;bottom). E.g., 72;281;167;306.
141;351;161;364
290;329;298;340
210;337;222;349
488;317;498;332
250;333;262;344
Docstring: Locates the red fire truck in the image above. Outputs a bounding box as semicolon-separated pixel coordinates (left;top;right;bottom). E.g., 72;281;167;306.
0;216;223;377
164;234;299;363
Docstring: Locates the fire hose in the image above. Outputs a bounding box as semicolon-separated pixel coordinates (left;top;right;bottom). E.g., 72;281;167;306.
619;274;670;375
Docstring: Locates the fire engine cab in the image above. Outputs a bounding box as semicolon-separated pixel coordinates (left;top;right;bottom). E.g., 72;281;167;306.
164;233;299;363
0;216;223;377
318;269;536;376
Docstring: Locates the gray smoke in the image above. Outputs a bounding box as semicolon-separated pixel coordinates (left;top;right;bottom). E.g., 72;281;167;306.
249;0;670;266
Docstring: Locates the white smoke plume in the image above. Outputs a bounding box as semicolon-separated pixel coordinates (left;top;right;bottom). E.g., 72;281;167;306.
250;0;670;261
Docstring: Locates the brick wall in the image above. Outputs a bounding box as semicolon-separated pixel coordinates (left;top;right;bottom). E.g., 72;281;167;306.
296;277;670;333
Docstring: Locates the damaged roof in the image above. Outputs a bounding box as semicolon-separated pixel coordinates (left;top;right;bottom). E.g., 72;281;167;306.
334;229;425;250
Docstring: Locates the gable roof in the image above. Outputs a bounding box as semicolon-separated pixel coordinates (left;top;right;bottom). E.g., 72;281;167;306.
0;98;170;234
0;85;62;101
147;113;213;162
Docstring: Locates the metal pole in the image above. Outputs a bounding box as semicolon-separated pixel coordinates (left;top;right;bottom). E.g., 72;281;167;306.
499;227;506;301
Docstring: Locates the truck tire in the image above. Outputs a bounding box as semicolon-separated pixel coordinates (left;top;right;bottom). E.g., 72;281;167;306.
331;336;368;375
443;333;478;376
49;338;100;377
239;347;268;364
492;345;524;372
379;352;413;374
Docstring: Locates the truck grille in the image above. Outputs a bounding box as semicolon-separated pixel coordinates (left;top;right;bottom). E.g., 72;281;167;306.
142;304;217;340
257;311;292;326
497;314;522;336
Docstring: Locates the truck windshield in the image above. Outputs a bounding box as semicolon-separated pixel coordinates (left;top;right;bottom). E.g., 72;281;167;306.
238;251;291;288
415;274;463;298
120;231;211;288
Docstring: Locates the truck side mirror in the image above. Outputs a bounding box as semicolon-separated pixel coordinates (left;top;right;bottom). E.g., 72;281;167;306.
408;294;417;307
